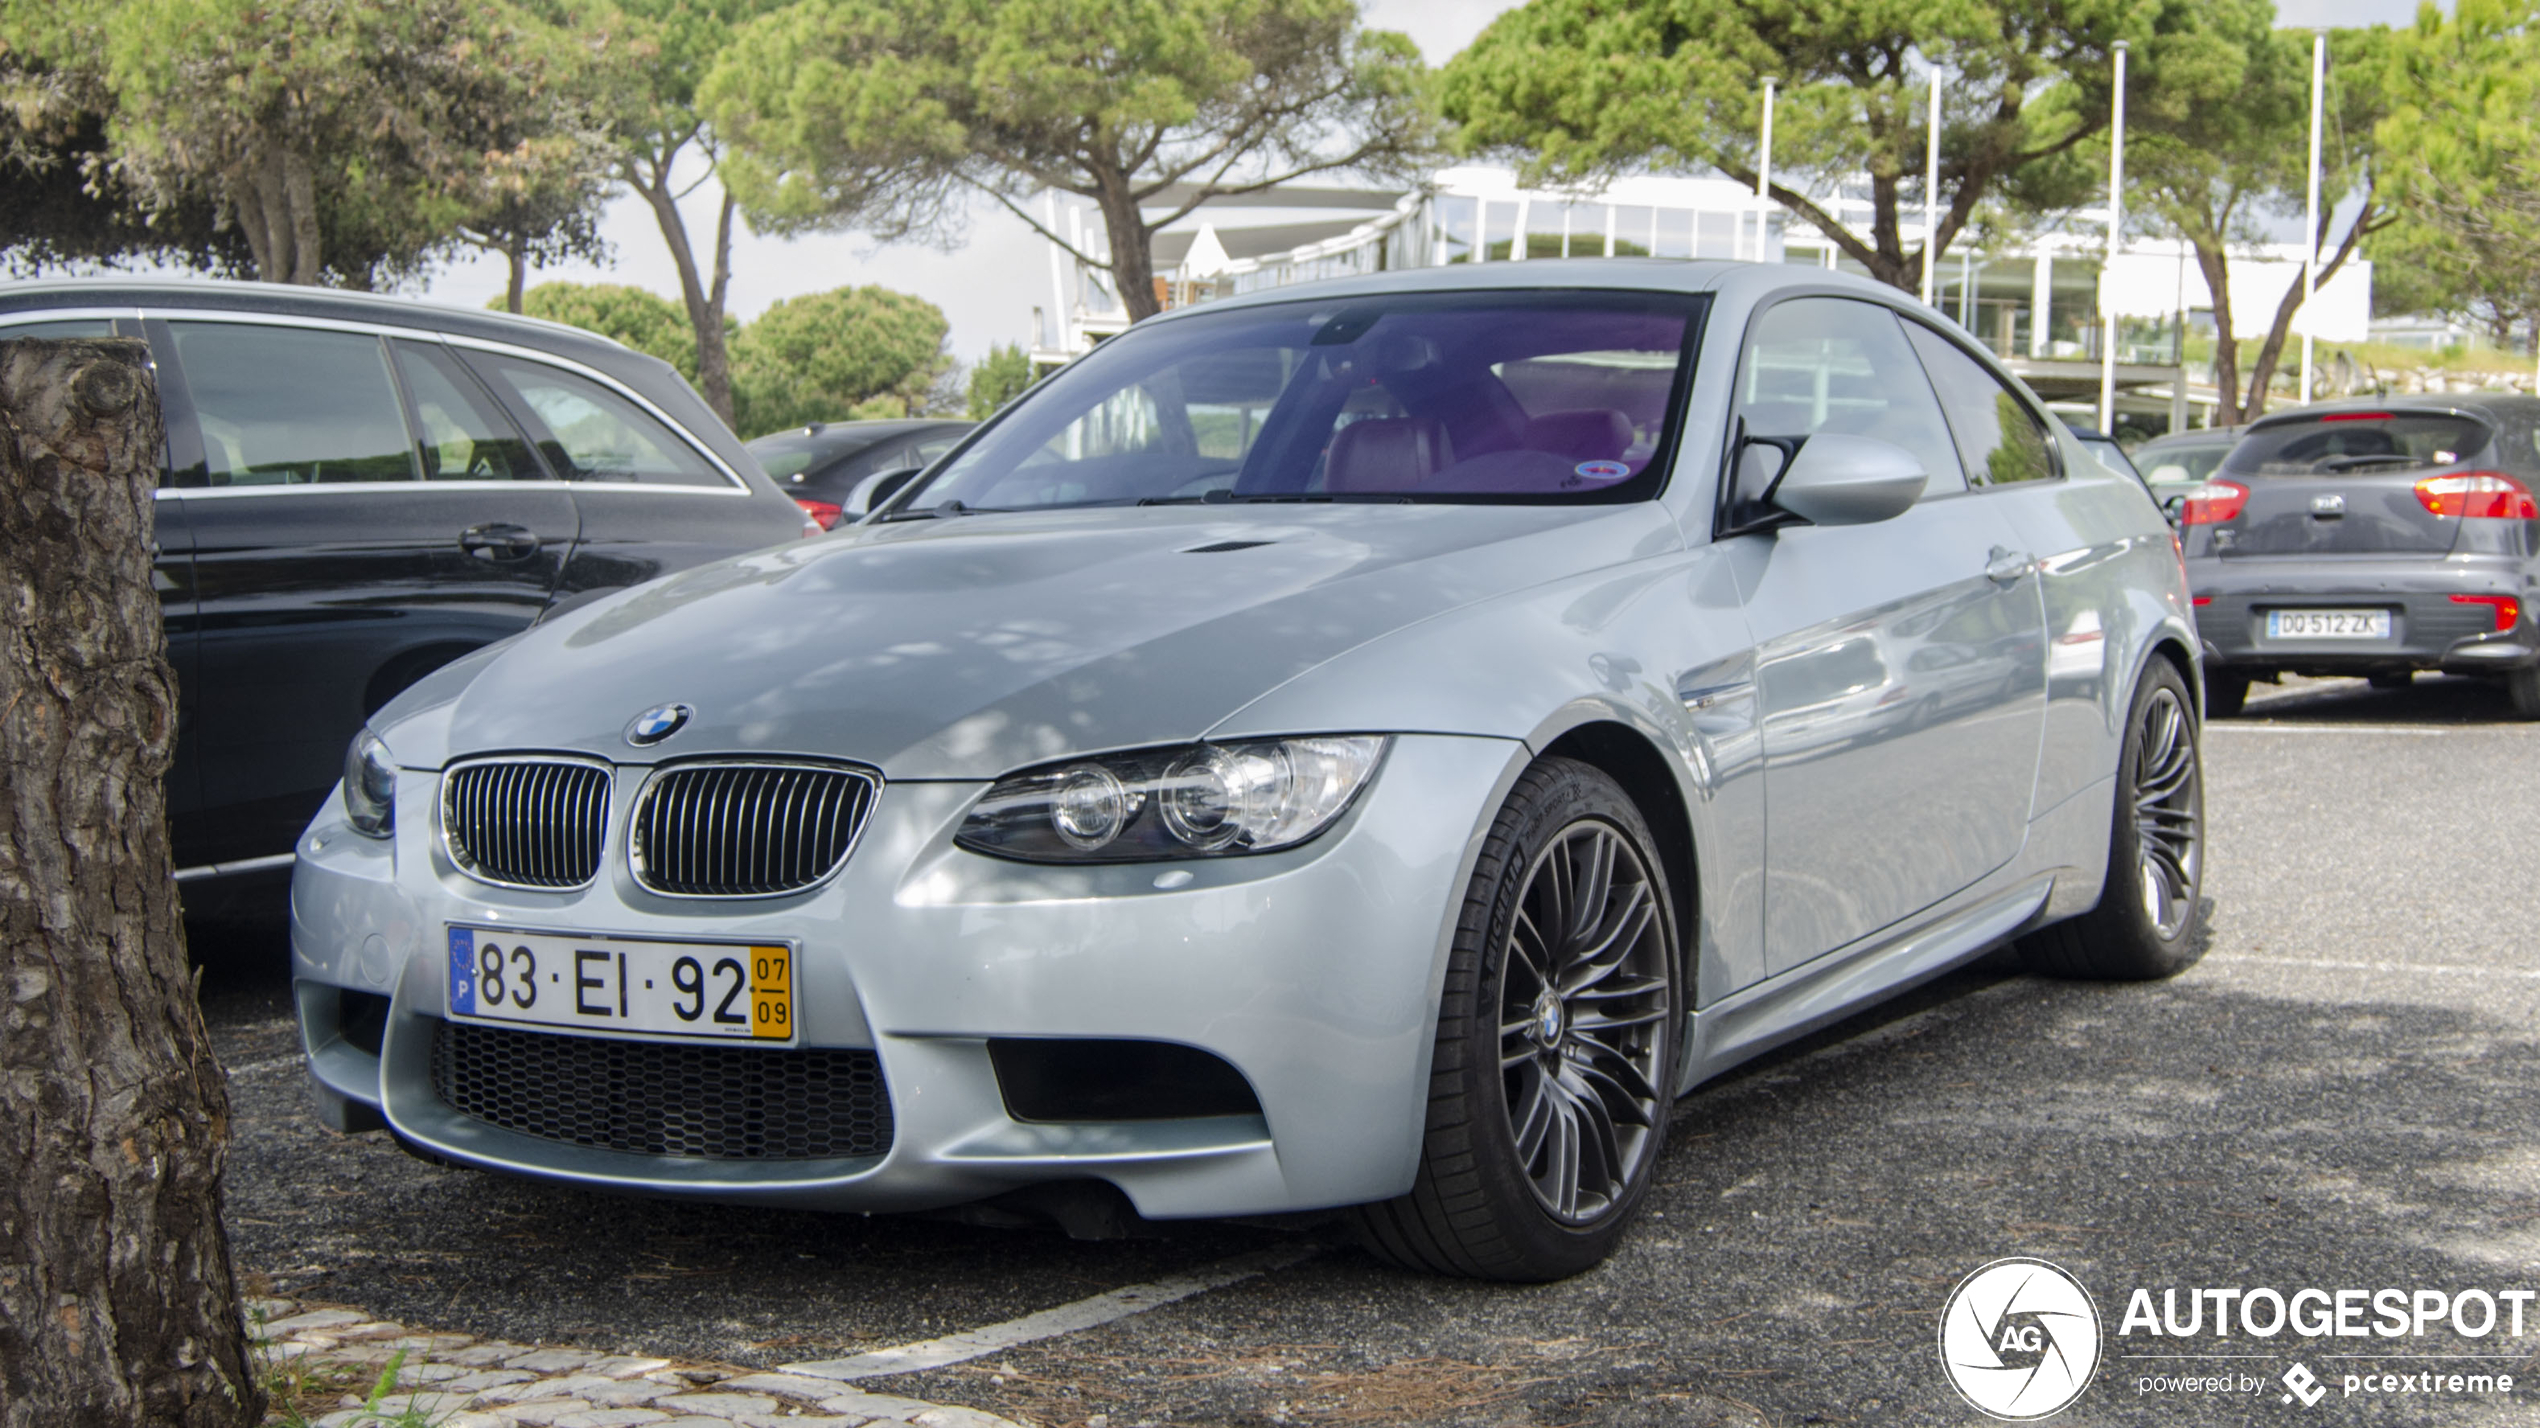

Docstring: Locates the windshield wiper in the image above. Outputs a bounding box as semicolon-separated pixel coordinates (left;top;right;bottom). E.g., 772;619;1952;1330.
874;498;980;523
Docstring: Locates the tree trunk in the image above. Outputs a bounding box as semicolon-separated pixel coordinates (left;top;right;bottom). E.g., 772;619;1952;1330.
1092;170;1160;322
2192;238;2243;427
2240;198;2380;421
505;235;527;315
0;339;261;1428
631;154;736;429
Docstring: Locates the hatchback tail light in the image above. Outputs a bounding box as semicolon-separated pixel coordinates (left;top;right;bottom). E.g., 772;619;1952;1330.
2177;480;2249;525
2451;593;2523;632
794;497;844;532
2414;472;2537;520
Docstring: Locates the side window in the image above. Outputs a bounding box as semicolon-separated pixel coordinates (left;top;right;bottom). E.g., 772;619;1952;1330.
391;341;545;481
1730;298;1967;515
0;319;118;338
1903;323;2060;486
464;353;729;488
166;323;418;486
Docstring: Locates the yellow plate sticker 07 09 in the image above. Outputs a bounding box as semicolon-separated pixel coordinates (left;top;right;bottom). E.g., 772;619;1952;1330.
750;946;792;1040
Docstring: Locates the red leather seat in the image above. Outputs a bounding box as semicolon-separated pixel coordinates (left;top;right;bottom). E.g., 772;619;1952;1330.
1325;416;1451;493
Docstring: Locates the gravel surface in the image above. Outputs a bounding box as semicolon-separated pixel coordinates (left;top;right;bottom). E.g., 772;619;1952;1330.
198;674;2540;1426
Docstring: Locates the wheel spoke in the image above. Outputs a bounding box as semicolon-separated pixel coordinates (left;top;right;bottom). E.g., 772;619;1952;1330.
1571;831;1617;943
1575;1050;1661;1118
1561;893;1654;995
1508;1063;1552;1163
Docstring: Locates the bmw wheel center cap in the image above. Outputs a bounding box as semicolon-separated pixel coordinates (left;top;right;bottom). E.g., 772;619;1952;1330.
625;702;693;746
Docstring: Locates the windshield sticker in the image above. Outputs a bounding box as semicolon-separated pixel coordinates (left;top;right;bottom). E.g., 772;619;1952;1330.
1574;460;1632;482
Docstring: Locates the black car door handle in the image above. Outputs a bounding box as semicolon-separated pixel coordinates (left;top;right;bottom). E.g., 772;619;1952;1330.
460;523;542;561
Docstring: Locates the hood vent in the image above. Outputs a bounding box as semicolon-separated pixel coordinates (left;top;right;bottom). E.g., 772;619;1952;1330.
1182;540;1275;554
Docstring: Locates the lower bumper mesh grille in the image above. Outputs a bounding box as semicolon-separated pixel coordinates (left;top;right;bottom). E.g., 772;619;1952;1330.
431;1020;892;1161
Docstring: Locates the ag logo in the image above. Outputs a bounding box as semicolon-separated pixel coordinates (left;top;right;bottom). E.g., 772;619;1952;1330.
624;702;692;746
1939;1258;2102;1420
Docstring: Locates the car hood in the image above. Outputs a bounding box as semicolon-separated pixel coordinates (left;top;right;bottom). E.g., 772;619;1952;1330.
420;502;1678;779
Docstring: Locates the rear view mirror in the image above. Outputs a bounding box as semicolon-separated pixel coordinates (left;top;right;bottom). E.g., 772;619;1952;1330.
1767;434;1927;526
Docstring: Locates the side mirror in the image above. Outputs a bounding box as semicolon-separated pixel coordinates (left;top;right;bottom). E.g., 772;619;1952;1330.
1767;433;1927;526
850;466;925;518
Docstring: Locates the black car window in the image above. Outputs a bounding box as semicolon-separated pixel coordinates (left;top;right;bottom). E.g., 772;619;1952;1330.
465;353;727;487
391;340;546;481
2223;412;2492;475
1729;297;1967;516
1903;322;2058;486
168;322;419;486
0;318;118;338
911;434;961;464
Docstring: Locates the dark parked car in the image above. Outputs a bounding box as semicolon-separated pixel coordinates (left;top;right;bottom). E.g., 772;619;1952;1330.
745;418;973;528
0;279;812;909
2134;423;2245;513
2180;396;2540;716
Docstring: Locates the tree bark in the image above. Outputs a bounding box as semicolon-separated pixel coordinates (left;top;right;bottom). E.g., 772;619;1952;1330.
1091;165;1160;322
630;151;737;428
2191;237;2243;427
0;339;261;1428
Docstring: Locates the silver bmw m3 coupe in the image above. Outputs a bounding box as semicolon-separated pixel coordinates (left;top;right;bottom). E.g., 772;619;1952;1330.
292;262;2207;1280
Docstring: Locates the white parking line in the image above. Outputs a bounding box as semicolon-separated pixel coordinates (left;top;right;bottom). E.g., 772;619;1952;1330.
2224;954;2540;980
2205;723;2471;735
781;1242;1319;1381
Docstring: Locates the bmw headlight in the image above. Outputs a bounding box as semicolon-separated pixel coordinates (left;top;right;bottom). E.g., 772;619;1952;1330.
342;727;397;838
957;736;1388;863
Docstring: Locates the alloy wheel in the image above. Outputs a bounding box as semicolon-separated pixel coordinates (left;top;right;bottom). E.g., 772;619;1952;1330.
2131;686;2202;939
1497;820;1672;1224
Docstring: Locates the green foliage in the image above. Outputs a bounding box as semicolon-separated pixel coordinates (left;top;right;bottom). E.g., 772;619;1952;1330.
726;285;949;437
1437;0;2223;290
4;0;613;288
701;0;1434;319
964;343;1034;419
2367;0;2540;342
508;282;700;379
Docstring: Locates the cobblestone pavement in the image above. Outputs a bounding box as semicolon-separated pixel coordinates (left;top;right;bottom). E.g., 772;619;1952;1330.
253;1297;1025;1428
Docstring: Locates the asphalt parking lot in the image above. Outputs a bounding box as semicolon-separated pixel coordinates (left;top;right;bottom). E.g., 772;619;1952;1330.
197;674;2540;1426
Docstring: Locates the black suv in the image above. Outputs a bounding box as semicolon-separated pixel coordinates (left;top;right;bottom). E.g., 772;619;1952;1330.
0;280;812;908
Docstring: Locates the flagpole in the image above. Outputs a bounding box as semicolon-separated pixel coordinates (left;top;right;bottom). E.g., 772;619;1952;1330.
1755;77;1778;264
2099;40;2127;432
1920;66;1941;304
2300;29;2326;406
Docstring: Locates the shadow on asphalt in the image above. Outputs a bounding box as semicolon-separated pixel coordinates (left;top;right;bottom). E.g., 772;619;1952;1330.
2225;672;2529;727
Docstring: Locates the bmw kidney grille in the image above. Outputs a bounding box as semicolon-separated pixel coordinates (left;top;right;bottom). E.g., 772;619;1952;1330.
442;758;612;889
630;761;877;897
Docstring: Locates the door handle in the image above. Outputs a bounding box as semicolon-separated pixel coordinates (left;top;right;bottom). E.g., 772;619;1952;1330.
1984;548;2035;586
460;523;541;561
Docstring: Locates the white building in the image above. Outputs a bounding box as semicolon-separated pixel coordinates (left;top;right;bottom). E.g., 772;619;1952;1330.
1029;164;2373;435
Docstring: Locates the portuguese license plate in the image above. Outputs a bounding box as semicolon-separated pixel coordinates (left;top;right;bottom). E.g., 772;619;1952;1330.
446;925;794;1042
2266;608;2391;640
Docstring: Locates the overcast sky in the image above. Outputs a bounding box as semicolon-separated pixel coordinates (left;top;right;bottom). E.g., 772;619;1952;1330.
411;0;2442;365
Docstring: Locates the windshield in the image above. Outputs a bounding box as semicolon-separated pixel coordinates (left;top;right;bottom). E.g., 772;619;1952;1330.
895;291;1702;512
2223;412;2492;476
2138;441;2232;485
747;431;889;481
2078;438;2140;480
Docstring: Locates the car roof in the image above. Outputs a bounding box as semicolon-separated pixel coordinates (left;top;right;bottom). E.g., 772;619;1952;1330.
2246;395;2540;430
744;419;969;451
2137;426;2242;447
0;276;643;371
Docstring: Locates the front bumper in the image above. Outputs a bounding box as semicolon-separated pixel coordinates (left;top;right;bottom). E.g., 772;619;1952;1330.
2190;555;2539;676
289;734;1524;1219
